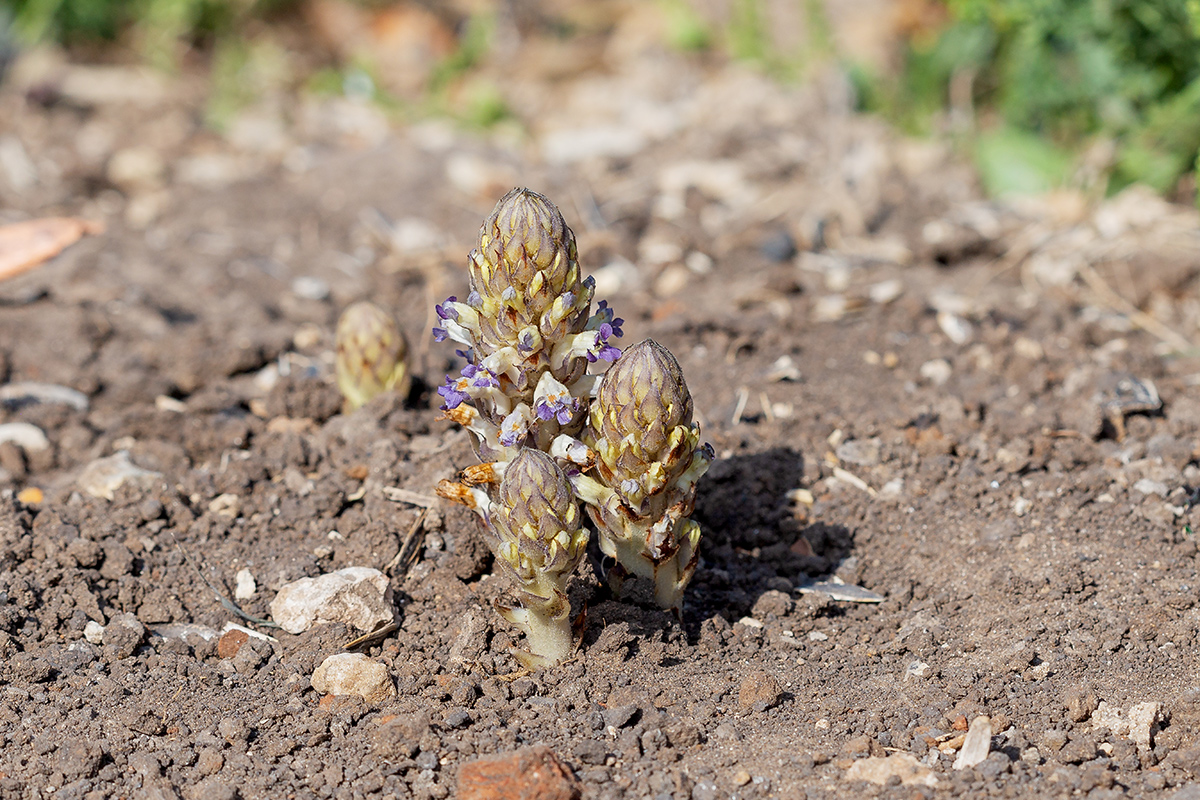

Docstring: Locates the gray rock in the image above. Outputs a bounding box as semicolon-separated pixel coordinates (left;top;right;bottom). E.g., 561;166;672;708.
603;704;639;729
574;739;608;765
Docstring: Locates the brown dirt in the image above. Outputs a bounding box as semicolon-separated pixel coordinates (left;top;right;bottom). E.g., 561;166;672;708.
3;18;1200;800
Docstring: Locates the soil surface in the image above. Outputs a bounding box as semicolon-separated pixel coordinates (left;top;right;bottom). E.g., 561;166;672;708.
3;18;1200;800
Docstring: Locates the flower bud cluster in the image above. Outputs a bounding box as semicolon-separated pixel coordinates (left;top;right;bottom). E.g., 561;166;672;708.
433;188;622;460
434;188;709;665
335;301;411;412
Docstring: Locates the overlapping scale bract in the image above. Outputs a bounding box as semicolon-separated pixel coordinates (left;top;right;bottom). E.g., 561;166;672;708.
433;188;622;460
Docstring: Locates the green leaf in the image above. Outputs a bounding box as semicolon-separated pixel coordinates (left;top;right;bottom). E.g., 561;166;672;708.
974;126;1074;196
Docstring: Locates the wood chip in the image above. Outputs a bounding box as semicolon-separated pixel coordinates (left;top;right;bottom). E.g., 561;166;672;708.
0;218;104;282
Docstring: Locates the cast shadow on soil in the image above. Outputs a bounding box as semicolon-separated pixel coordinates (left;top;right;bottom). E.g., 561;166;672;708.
687;447;855;625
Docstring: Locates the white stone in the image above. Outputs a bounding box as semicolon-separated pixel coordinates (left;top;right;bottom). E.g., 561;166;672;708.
77;451;163;500
209;493;241;518
1092;701;1128;736
107;146;166;190
0;381;89;411
920;359;953;386
269;567;394;634
292;276;330;301
0;423;50;452
0;135;37;191
906;661;931;679
869;279;904;305
234;569;257;601
1127;702;1164;751
311;653;396;703
844;753;937;787
1133;479;1169;498
937;312;973;345
953;716;992;770
83;620;105;645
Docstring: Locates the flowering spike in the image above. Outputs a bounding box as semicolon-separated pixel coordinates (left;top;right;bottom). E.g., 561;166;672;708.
579;339;711;612
484;449;588;667
335;301;410;412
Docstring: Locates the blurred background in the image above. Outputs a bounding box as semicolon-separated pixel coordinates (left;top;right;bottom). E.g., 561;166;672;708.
1;0;1198;206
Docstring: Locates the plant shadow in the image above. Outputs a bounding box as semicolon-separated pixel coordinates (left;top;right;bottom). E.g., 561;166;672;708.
686;446;856;627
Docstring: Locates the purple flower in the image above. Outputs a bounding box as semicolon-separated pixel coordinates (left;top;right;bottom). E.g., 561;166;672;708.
596;344;621;362
517;330;535;353
594;299;624;339
498;411;530;447
435;296;458;320
585;316;623;362
535;398;578;425
463;364;499;389
437;376;469;410
432;327;448;342
467;290;481;306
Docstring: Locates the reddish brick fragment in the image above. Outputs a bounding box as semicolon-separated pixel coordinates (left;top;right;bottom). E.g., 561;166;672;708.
216;629;248;659
458;745;581;800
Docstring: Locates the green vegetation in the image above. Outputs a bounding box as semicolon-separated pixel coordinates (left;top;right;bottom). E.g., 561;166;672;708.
856;0;1200;201
9;0;289;66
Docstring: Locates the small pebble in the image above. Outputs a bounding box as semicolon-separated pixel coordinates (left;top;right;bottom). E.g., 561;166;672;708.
444;708;471;729
83;620;105;645
216;629;248;660
0;382;89;412
311;653;396;703
77;451;163;501
603;704;638;729
919;359;953;386
234;569;256;600
760;230;797;262
0;422;50;452
458;746;580;800
292;276;330;301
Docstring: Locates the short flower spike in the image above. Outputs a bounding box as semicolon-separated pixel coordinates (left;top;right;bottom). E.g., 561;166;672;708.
575;340;712;613
335;301;410;412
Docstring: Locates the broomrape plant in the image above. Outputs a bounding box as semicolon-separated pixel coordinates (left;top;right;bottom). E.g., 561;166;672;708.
434;188;712;665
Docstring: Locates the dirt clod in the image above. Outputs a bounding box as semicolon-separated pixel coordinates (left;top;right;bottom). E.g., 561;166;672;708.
737;670;783;711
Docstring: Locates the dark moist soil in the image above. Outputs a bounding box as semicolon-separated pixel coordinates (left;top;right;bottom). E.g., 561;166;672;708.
3;36;1200;800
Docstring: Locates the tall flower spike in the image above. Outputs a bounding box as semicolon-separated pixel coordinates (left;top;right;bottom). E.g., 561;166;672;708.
575;339;712;613
432;188;620;461
485;449;588;667
466;188;595;391
335;301;410;412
